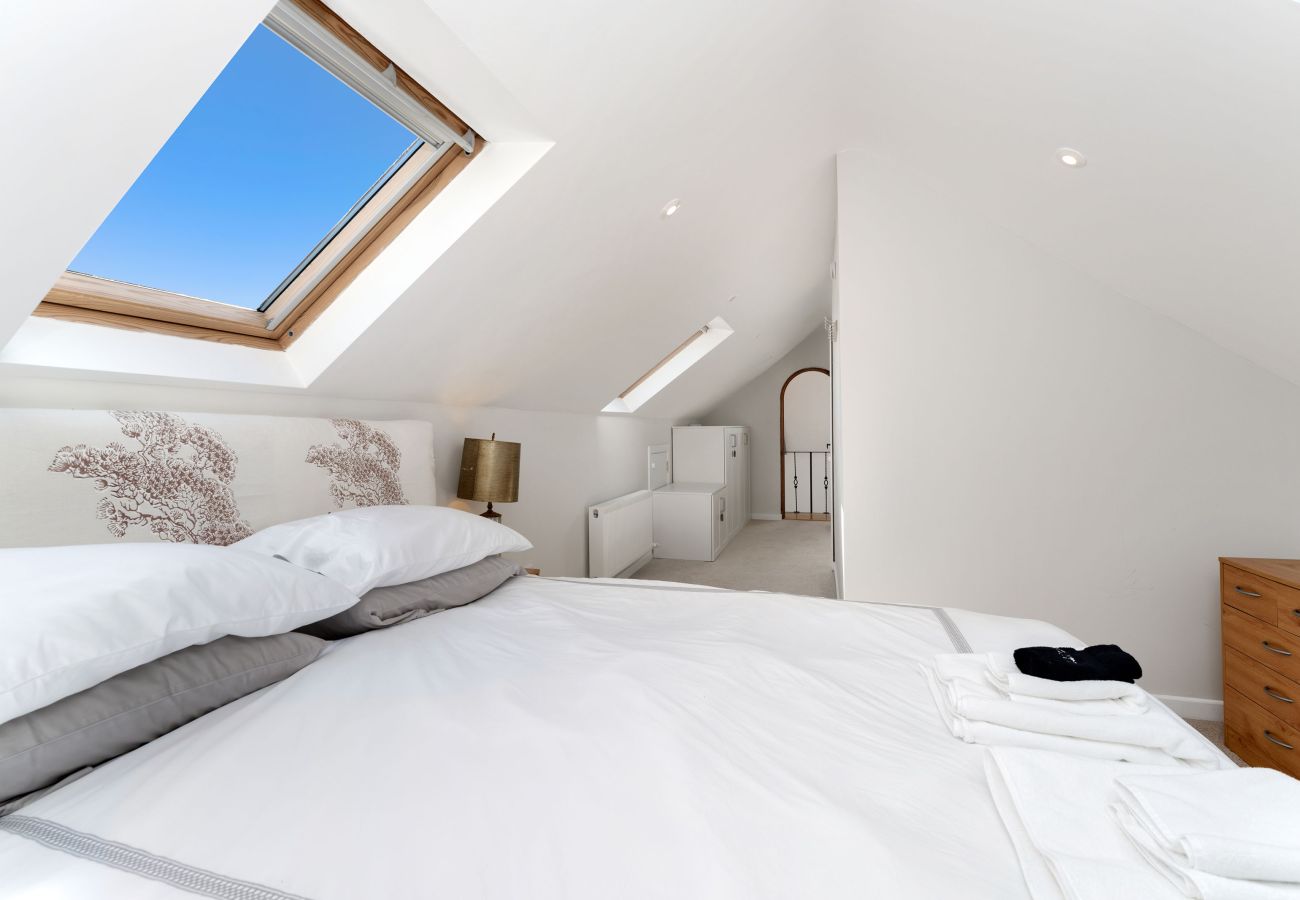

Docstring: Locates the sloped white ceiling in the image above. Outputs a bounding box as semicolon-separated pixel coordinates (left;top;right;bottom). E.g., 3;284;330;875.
6;0;1300;419
298;0;1300;416
302;0;842;418
835;0;1300;392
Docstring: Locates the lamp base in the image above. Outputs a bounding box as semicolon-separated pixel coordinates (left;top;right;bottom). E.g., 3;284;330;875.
481;501;503;523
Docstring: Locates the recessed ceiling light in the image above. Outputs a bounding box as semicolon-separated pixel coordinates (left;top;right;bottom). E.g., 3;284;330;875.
661;198;682;218
1056;148;1087;168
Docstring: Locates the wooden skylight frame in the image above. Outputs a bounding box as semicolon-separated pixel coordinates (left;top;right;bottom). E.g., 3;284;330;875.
32;0;479;351
616;328;707;401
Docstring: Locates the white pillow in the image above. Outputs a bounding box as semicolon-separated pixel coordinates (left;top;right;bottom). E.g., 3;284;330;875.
232;505;532;596
0;543;358;726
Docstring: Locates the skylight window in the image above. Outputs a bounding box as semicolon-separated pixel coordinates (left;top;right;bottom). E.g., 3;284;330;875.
35;0;478;349
69;25;417;310
603;317;734;414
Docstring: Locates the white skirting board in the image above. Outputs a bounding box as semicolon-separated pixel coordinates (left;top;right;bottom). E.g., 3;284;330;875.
1156;694;1223;722
750;513;781;521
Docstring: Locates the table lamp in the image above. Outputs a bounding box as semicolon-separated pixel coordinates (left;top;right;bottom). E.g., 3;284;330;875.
457;433;520;522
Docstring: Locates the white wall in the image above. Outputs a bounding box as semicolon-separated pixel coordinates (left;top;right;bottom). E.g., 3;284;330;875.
835;150;1300;702
0;374;672;577
830;234;844;595
701;327;829;519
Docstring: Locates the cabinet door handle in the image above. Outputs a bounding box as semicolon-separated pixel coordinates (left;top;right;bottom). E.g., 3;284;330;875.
1235;586;1263;598
1265;686;1295;704
1292;609;1300;620
1263;641;1293;657
1264;730;1295;750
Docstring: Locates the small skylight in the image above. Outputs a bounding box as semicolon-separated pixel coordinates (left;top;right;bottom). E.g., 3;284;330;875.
603;317;734;414
68;24;420;310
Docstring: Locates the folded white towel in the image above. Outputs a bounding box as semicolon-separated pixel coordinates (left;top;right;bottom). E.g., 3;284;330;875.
924;666;1195;766
1112;805;1300;900
924;662;1220;768
993;656;1148;706
984;747;1187;900
960;717;1192;767
1112;768;1300;897
960;692;1217;767
1010;693;1148;717
938;651;1149;710
938;665;1130;723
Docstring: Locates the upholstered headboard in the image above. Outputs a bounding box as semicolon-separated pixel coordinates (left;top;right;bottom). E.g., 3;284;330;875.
0;409;436;548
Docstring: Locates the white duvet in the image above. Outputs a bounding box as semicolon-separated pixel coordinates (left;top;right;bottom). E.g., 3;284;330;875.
0;576;1161;899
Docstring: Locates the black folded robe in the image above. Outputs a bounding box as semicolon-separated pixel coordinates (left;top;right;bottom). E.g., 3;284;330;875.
1013;644;1143;683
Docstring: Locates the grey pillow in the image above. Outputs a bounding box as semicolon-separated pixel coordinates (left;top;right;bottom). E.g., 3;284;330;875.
0;632;324;806
299;555;523;640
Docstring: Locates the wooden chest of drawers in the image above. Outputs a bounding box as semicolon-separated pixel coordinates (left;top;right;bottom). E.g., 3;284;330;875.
1220;557;1300;775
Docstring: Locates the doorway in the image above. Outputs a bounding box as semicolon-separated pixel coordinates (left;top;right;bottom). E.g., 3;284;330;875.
780;367;831;521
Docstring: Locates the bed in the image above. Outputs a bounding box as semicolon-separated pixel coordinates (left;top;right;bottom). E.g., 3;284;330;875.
0;410;1229;899
0;574;1093;900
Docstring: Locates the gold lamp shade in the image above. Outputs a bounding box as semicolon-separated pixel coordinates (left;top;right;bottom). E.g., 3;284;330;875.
457;434;520;521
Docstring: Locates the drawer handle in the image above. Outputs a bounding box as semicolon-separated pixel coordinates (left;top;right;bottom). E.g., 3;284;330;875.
1292;609;1300;620
1265;686;1295;704
1263;641;1293;657
1264;730;1295;751
1235;586;1263;598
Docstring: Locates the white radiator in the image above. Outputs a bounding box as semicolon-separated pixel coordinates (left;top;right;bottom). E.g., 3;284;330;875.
587;490;653;578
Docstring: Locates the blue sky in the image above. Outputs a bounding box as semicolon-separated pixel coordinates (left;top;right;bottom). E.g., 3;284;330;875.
69;25;419;310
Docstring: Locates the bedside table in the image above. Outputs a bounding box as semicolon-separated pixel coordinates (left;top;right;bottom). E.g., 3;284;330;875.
1220;557;1300;776
524;567;541;576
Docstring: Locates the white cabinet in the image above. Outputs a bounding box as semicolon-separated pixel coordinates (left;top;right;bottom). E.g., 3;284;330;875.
652;482;726;561
672;427;727;483
658;425;750;559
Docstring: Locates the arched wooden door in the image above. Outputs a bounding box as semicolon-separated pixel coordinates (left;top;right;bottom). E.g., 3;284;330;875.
779;367;830;520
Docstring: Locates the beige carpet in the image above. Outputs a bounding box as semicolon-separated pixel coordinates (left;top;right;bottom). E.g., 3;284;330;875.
634;519;836;598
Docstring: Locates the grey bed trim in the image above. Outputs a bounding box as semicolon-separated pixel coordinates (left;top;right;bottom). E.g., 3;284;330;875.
535;576;732;593
931;608;972;653
0;815;311;900
535;577;974;652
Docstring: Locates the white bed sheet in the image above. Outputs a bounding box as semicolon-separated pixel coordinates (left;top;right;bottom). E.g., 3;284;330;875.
0;576;1158;900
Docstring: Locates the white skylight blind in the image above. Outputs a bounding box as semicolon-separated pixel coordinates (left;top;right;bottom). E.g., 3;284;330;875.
603;317;735;414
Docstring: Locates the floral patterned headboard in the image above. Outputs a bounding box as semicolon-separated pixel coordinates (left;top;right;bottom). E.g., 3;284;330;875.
0;409;436;548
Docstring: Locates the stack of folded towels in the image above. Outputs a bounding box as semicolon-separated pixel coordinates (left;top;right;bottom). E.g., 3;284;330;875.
1111;768;1300;899
986;748;1299;900
925;645;1221;768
